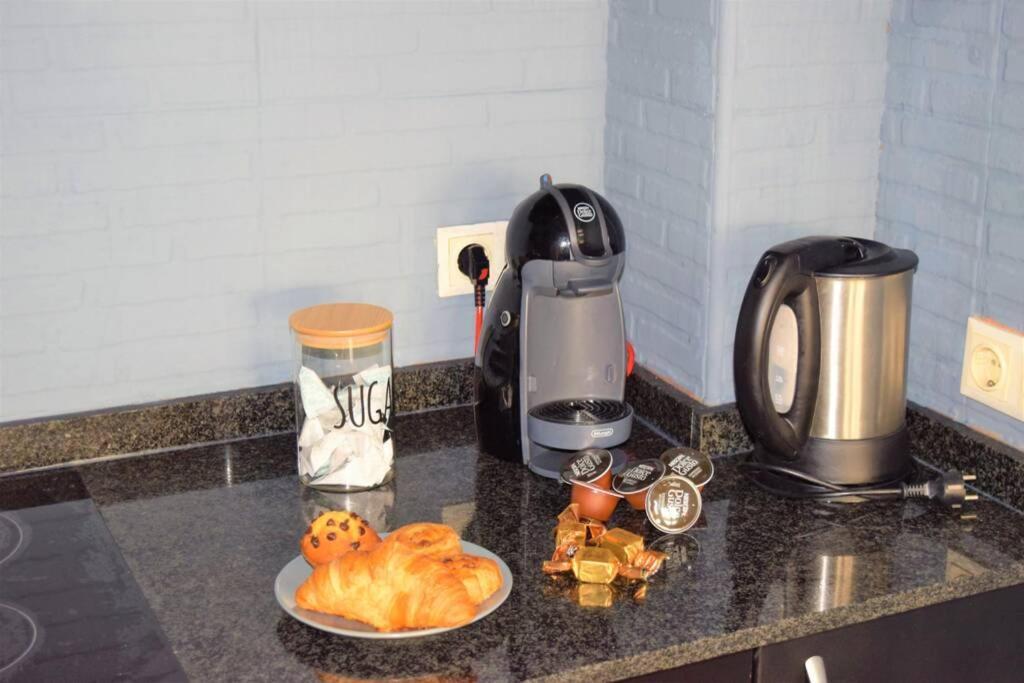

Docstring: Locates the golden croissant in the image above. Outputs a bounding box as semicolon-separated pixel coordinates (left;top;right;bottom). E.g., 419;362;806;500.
295;541;477;631
384;522;462;559
441;553;503;605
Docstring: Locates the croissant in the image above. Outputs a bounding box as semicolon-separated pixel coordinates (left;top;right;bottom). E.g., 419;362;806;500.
440;553;503;605
295;541;476;631
384;522;462;559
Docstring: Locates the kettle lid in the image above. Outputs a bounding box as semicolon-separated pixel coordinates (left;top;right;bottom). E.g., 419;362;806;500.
816;237;918;278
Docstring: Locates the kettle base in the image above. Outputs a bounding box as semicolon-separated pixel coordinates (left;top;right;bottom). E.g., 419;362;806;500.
754;427;913;487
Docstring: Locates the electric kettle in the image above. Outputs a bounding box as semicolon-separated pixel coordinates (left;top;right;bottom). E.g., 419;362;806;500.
733;236;918;486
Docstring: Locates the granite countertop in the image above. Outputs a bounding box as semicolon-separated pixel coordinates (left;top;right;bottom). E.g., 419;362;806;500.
5;406;1024;681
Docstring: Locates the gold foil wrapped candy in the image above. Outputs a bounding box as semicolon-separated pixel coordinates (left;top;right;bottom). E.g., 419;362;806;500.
576;583;615;608
557;503;581;525
598;527;644;565
554;522;587;548
571;547;618;584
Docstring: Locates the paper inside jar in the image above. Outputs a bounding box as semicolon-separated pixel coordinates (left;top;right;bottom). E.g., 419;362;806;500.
297;364;394;489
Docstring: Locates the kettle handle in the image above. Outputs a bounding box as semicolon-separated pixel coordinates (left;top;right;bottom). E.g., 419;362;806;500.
733;238;863;459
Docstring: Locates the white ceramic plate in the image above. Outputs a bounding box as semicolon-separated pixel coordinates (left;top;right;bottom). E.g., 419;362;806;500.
274;535;513;639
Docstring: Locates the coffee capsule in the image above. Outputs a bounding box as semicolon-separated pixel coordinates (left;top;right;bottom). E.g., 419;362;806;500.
659;447;714;490
645;475;702;534
612;458;667;510
560;449;613;488
569;479;622;522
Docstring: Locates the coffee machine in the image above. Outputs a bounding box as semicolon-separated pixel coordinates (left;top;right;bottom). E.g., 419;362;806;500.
474;175;633;478
733;236;919;489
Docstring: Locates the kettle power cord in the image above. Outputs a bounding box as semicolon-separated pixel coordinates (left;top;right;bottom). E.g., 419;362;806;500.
738;458;978;507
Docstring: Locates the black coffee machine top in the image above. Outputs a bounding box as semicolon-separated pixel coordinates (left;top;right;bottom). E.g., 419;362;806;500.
474;175;633;478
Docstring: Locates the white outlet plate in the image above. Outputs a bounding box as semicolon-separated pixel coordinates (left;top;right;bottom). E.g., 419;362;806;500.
436;221;508;298
959;316;1024;420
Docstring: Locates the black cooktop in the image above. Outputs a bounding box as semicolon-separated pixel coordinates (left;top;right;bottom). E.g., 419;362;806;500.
0;469;184;681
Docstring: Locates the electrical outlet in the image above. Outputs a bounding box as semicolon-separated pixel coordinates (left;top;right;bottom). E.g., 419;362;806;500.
960;316;1024;420
436;221;508;298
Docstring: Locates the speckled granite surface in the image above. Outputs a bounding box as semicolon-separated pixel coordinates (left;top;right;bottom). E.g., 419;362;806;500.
4;406;1024;681
907;404;1024;510
0;358;473;474
624;368;753;457
625;367;695;446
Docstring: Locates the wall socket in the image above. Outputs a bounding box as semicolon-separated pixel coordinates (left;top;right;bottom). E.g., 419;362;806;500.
960;316;1024;420
435;221;508;298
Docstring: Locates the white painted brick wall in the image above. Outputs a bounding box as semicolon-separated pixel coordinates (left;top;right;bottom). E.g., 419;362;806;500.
606;0;891;404
878;0;1024;448
0;0;608;421
703;0;893;405
604;0;717;395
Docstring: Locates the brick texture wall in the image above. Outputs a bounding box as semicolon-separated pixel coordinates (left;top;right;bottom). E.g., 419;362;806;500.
604;0;717;395
704;0;893;404
0;0;608;420
605;0;892;404
878;0;1024;447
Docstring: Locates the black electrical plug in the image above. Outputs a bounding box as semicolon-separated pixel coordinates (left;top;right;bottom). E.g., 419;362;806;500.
458;243;490;306
902;470;979;507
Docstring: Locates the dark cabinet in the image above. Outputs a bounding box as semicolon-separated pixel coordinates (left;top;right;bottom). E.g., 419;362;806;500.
622;650;754;682
623;584;1024;683
755;584;1024;683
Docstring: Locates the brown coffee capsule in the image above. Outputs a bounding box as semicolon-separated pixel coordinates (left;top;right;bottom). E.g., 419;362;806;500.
612;458;667;510
598;527;645;565
554;522;587;548
560;449;613;487
571;546;618;584
576;583;614;608
659;447;714;489
645;475;702;534
569;478;622;522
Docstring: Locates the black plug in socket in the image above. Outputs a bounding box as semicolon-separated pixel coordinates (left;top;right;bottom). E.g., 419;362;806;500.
458;243;490;288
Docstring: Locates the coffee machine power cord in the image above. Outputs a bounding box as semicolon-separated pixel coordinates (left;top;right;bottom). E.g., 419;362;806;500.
457;244;490;353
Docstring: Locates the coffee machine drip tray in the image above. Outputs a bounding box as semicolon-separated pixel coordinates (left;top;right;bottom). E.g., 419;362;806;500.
530;399;631;425
527;399;633;454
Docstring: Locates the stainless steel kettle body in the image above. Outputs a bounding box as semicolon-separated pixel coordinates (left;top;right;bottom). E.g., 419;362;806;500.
734;237;918;485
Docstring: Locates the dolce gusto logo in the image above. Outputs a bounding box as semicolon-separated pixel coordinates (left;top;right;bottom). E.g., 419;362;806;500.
668;454;701;478
572;454;599;478
624;463;656;485
666;489;691;514
330;378;393;434
573;202;596;222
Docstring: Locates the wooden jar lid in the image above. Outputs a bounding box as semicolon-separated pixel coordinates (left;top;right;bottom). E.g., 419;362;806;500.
289;303;393;350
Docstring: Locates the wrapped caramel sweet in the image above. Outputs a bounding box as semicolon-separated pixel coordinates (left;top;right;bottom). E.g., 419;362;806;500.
571;547;618;584
598;527;644;565
555;522;587;547
543;504;669;607
576;583;615;608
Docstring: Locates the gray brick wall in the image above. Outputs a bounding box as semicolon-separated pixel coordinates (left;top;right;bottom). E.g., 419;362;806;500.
606;0;891;404
0;0;608;420
878;0;1024;447
705;0;892;405
604;0;717;395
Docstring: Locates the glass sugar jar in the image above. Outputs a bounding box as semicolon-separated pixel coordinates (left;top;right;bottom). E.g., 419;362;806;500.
289;303;395;492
